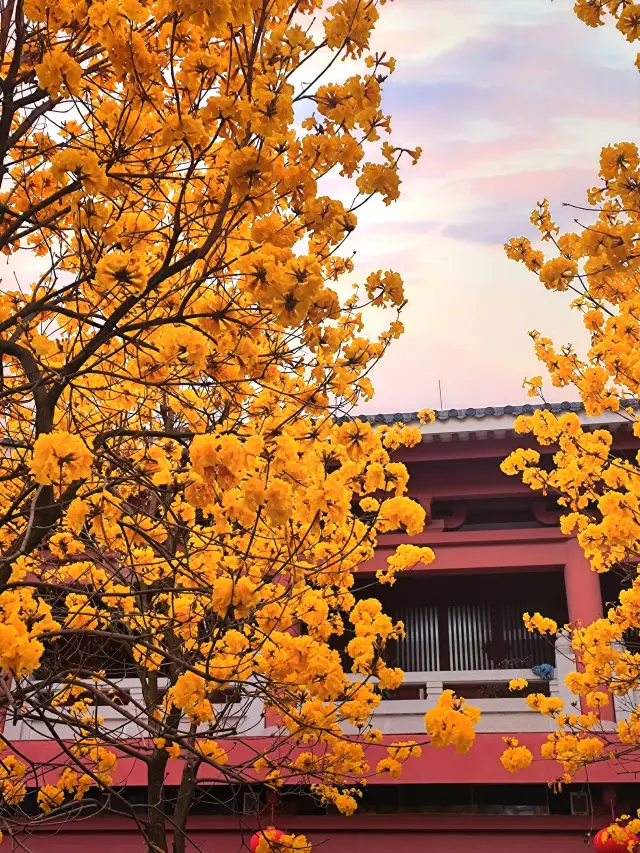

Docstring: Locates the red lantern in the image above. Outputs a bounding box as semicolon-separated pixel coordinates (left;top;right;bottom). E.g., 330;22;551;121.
594;827;638;853
249;827;285;853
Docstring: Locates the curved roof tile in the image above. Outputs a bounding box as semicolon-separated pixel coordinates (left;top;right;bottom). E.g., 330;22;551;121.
339;399;639;425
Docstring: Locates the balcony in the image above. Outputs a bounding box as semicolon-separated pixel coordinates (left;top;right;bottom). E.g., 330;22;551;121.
2;644;578;743
346;569;574;734
1;679;265;743
3;570;578;742
364;647;572;735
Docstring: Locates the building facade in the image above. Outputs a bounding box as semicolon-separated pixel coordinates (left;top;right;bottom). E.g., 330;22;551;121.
4;404;638;852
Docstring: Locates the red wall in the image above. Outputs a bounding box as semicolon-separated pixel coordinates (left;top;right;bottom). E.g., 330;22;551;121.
17;816;593;853
19;830;590;853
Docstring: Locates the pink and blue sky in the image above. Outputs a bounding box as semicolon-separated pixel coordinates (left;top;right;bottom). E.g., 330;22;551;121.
352;0;639;414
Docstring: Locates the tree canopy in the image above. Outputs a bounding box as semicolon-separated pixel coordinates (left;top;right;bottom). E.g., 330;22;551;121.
499;4;640;843
0;0;481;850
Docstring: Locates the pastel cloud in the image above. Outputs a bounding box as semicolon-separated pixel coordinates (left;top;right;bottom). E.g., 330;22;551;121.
353;0;639;414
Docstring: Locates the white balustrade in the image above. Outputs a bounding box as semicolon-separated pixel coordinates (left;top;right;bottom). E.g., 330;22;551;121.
2;677;266;742
3;641;575;741
365;668;560;734
609;639;640;727
552;631;579;714
556;631;622;732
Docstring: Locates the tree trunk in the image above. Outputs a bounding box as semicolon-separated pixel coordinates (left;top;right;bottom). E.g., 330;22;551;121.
146;748;170;853
172;756;200;853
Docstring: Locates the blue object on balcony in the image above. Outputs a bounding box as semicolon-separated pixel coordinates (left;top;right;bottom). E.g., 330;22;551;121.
532;664;554;680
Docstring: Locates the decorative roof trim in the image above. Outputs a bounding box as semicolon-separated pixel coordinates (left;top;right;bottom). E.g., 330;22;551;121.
351;400;640;425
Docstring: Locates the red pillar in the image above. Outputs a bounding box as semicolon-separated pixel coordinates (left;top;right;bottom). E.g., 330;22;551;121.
564;537;615;722
564;537;603;628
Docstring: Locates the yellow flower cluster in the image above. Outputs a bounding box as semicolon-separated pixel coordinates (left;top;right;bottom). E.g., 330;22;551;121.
378;543;435;585
500;737;533;773
575;0;640;62
254;830;310;853
195;740;228;766
35;48;82;97
418;408;436;425
540;731;604;774
598;824;640;853
522;611;558;635
424;690;481;755
29;432;93;486
0;587;59;676
0;757;27;805
376;740;423;778
37;757;111;812
525;694;564;717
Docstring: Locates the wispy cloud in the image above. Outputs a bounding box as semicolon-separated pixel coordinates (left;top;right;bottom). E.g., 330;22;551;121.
353;0;640;413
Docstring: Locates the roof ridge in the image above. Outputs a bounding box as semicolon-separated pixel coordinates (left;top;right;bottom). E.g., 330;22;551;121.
340;399;640;425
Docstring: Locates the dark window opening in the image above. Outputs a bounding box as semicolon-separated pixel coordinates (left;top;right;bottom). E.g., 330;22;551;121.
36;633;140;681
10;782;635;820
284;783;602;816
333;571;566;673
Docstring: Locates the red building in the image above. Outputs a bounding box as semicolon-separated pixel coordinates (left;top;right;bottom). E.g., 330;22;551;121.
4;403;637;852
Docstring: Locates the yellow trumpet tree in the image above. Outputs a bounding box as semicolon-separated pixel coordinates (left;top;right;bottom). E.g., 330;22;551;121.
0;0;481;850
498;0;640;830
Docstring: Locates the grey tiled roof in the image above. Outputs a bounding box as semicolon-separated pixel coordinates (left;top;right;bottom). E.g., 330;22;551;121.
351;400;640;425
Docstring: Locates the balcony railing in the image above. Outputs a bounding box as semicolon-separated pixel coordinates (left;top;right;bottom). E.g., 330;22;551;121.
1;678;264;743
363;668;559;735
2;637;583;741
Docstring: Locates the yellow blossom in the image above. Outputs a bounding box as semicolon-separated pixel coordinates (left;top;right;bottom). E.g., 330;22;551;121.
29;432;93;485
500;737;533;773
